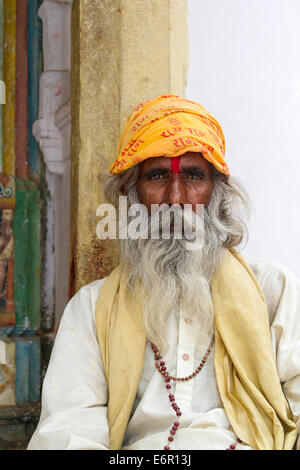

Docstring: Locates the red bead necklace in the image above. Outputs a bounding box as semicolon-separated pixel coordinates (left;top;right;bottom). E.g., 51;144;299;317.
151;335;242;450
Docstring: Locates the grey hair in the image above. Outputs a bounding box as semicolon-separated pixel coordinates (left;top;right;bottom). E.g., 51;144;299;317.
104;163;250;250
104;166;139;208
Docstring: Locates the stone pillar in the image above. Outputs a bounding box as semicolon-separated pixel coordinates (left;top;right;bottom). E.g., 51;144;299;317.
70;0;189;294
33;0;72;326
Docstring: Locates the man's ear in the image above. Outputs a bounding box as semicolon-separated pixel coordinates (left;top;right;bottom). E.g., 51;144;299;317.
214;171;229;185
211;164;229;184
220;175;230;185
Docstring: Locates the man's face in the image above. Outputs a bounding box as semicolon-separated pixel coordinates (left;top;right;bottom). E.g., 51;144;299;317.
135;152;215;213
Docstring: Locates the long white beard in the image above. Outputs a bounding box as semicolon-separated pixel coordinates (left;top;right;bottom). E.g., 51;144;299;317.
119;190;225;353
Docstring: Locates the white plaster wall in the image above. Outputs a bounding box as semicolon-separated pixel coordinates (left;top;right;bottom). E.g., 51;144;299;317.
186;0;300;277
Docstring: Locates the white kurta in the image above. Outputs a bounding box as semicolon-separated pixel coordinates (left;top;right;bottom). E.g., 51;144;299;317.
28;261;300;450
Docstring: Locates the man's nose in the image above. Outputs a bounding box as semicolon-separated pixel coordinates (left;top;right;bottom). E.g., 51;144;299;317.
166;174;186;205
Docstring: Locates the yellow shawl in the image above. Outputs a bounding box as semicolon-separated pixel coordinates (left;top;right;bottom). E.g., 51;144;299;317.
95;248;297;450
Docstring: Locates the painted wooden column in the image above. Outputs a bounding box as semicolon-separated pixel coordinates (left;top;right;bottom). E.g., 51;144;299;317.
13;180;28;329
0;1;17;412
0;0;4;169
0;0;41;442
26;180;40;331
28;0;42;178
70;0;189;295
0;178;16;327
1;2;16;338
12;0;43;335
16;0;28;179
3;0;16;177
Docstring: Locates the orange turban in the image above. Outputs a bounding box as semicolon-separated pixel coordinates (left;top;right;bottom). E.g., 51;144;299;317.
109;94;229;176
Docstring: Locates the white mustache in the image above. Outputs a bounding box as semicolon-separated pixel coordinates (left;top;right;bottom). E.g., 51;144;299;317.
137;204;205;250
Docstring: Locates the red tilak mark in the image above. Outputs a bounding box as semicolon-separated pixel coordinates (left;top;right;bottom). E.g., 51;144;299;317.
171;156;181;174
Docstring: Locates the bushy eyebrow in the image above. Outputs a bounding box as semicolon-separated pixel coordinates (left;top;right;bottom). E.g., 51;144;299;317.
142;166;207;178
180;167;206;176
143;167;169;178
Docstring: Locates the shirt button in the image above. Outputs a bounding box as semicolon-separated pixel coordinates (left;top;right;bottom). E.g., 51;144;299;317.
182;353;190;361
184;318;192;324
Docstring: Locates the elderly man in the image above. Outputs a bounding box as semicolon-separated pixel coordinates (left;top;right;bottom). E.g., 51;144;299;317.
28;95;300;450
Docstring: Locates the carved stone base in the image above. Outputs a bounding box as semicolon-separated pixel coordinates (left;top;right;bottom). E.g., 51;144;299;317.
0;403;40;450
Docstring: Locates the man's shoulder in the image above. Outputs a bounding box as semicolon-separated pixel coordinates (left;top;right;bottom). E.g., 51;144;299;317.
72;277;108;301
76;278;108;296
61;278;108;326
249;259;299;286
248;259;300;324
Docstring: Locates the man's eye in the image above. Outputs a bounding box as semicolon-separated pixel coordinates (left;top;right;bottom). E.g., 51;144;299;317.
147;173;168;180
183;173;203;180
